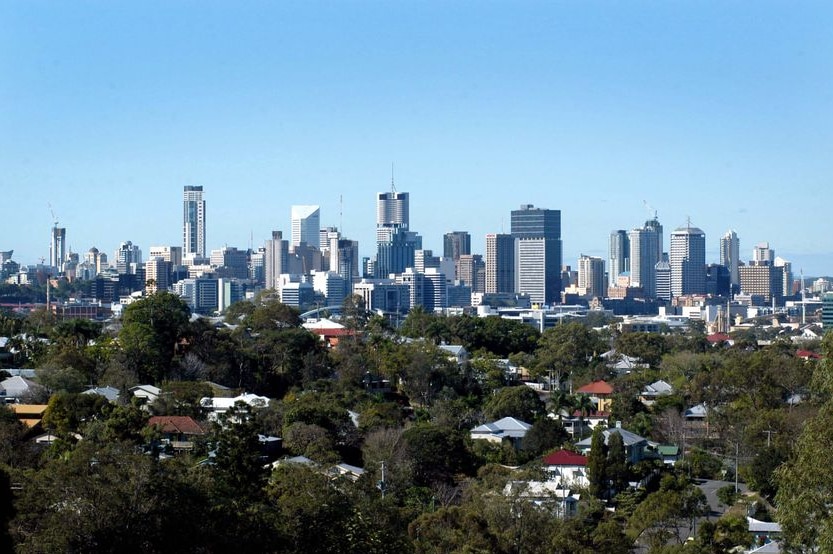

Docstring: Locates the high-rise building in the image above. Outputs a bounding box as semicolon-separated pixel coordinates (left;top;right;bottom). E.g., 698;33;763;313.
739;263;784;304
457;254;485;293
210;247;249;279
148;246;183;267
774;257;793;298
719;230;740;290
115;241;142;275
670;224;706;297
376;189;409;233
145;257;172;294
50;226;66;273
608;230;630;281
511;205;562;305
753;242;774;265
443;231;471;261
183;186;206;258
628;222;661;298
822;292;833;331
264;231;288;291
644;216;664;262
577;255;605;298
655;260;672;301
485;233;515;294
375;228;422;278
290;205;321;248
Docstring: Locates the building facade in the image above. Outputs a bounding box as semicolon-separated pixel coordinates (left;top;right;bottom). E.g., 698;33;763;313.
511;205;562;305
183;185;206;258
290;205;321;248
443;231;471;261
719;230;740;291
670;225;706;297
577;255;605;298
486;233;515;294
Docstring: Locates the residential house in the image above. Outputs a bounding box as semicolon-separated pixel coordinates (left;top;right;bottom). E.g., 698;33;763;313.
684;403;712;438
575;380;614;413
82;386;121;403
470;416;532;445
503;480;581;519
8;404;48;433
200;392;270;421
656;444;681;466
1;376;43;403
130;384;161;405
639;380;674;406
575;425;650;464
600;349;649;374
328;462;366;482
542;449;589;488
438;344;468;366
147;415;206;451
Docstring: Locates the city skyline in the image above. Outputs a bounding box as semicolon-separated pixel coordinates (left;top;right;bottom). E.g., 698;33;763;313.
2;3;832;275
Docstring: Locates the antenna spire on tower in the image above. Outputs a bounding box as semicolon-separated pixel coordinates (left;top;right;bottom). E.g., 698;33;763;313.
391;163;396;193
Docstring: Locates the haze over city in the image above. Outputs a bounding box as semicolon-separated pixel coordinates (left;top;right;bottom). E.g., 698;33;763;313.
2;2;831;275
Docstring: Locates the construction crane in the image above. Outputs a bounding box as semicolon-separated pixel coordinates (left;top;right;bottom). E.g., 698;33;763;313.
48;202;59;227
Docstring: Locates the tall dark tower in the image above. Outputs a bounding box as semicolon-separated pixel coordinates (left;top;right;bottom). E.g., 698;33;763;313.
510;204;562;305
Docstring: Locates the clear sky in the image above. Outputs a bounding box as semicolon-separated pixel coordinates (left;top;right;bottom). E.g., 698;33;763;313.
2;1;832;276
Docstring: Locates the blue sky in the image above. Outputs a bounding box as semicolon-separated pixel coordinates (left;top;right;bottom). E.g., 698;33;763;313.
2;1;832;275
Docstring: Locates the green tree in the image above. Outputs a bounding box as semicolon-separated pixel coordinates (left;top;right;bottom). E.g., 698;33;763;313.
521;417;569;458
535;322;604;384
607;431;629;494
587;426;608;499
483;385;545;422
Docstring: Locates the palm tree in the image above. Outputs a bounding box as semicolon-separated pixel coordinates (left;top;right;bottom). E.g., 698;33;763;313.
549;389;576;420
574;394;596;439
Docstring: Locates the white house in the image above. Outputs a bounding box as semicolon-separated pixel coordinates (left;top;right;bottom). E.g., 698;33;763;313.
470;416;532;444
542;449;589;488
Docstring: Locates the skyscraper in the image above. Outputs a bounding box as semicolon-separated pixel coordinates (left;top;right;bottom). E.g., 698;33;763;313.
50;226;66;273
609;230;630;281
670;224;706;297
183;186;206;258
485;233;515;294
264;231;288;291
511;204;562;305
577;255;605;298
628;221;661;298
375;184;421;277
290;205;321;247
719;230;740;291
753;242;774;265
443;231;471;261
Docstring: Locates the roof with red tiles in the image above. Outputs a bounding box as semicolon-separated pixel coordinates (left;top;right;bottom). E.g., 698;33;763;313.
576;380;614;395
542;449;588;467
147;416;205;435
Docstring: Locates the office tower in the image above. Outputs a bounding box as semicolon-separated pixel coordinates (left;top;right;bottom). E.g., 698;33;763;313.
706;264;731;297
577;255;605;298
823;292;833;331
148;246;183;267
210;247;249;279
334;238;360;293
670;224;706;297
218;278;245;313
443;231;471;261
628;219;662;298
145;257;172;294
115;241;142;275
753;242;774;265
396;269;425;310
320;226;338;251
183;186;206;258
485;233;515;294
423;268;448;311
511;204;562;305
375;228;422;277
739;264;784;304
774;257;793;298
457;254;485;293
264;231;288;291
249;248;265;285
644;216;663;261
290;205;321;247
655;260;672;301
311;271;348;305
50;226;66;273
414;249;440;274
609;230;630;282
719;230;740;290
376;189;409;234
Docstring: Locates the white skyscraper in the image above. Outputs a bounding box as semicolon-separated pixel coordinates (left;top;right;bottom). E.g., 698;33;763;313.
753;242;774;265
670;225;706;297
183;186;206;258
50;226;66;273
290;205;321;247
720;230;740;289
265;231;288;291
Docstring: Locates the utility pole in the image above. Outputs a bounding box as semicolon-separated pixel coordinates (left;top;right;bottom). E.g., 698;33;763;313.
762;430;777;448
734;442;739;493
377;461;387;499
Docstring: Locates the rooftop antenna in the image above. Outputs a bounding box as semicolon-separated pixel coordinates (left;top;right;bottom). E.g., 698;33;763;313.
340;194;343;234
391;163;396;193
